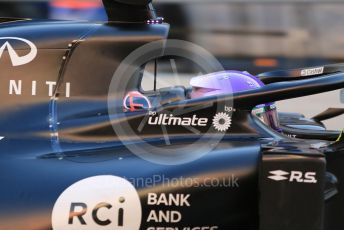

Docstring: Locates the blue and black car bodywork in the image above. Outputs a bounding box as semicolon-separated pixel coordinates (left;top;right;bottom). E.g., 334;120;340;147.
0;1;343;230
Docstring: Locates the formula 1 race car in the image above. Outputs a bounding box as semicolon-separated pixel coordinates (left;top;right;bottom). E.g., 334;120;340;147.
0;1;343;230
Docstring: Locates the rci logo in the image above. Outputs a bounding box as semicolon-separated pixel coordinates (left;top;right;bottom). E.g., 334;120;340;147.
52;176;142;230
0;37;37;66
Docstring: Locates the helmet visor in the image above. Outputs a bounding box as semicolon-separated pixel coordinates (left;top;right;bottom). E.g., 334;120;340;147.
253;103;281;132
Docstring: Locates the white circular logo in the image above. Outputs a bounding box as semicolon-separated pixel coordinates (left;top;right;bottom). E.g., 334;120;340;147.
52;176;142;230
212;112;232;132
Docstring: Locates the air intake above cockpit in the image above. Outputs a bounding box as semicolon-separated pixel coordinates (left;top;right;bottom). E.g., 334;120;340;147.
102;0;156;23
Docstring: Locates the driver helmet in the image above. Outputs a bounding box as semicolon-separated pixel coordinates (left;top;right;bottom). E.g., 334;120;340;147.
189;70;281;132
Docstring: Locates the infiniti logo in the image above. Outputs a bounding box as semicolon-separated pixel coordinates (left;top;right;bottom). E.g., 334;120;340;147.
0;37;37;66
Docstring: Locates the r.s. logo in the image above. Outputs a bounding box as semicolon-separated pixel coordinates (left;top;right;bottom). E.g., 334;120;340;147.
0;37;37;66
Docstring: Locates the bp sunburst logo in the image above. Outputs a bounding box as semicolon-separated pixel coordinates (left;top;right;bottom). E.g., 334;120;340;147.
212;112;232;132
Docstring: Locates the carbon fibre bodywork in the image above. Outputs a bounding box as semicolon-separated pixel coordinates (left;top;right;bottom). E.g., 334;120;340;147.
0;2;343;230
